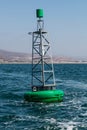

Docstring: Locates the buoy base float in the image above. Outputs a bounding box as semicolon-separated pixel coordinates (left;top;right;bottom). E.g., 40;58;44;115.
24;90;64;103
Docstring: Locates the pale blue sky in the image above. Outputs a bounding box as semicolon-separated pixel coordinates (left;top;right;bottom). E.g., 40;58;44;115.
0;0;87;58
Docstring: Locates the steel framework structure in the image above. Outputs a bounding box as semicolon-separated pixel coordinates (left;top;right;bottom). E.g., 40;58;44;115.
30;16;56;91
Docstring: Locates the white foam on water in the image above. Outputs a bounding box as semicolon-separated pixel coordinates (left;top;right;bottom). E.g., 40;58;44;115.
23;115;39;121
63;79;87;90
80;111;87;117
44;118;79;130
58;121;78;130
45;118;57;124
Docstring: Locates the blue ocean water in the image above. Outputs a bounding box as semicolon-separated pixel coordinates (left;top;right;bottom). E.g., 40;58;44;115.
0;64;87;130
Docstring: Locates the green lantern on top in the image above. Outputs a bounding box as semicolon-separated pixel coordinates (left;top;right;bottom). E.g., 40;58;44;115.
36;9;43;18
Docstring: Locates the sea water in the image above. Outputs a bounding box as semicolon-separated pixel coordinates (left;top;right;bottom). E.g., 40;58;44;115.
0;64;87;130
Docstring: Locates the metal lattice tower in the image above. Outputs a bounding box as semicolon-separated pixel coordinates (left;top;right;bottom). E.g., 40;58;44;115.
29;9;56;91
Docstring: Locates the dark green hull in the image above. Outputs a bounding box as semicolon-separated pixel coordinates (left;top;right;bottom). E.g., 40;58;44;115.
24;90;64;103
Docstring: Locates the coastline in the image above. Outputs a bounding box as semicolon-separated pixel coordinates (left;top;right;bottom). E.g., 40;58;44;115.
0;61;87;64
0;49;87;64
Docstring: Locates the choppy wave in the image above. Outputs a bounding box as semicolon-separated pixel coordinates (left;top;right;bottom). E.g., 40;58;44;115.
0;64;87;130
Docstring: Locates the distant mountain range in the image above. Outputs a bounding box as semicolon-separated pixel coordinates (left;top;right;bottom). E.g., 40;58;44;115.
0;49;87;63
0;49;31;63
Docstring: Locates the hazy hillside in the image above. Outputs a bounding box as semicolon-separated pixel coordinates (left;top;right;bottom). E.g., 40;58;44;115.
0;49;86;63
0;49;31;63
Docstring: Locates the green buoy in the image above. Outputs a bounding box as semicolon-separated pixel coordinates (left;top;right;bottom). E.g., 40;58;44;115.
24;9;64;103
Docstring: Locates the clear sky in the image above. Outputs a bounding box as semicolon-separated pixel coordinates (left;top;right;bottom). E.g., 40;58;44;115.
0;0;87;58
